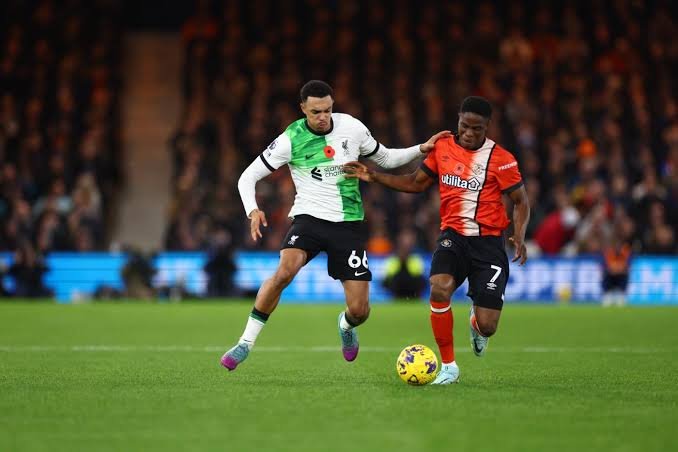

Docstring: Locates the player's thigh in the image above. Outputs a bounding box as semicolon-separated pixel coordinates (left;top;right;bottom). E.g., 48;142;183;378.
275;248;308;279
430;229;468;297
467;236;509;311
327;221;371;282
280;215;324;264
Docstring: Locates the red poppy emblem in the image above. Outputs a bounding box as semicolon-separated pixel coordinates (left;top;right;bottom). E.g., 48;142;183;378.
324;146;335;158
454;162;465;175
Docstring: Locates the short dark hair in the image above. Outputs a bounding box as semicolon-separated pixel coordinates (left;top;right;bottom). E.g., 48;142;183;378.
460;96;492;119
300;80;333;102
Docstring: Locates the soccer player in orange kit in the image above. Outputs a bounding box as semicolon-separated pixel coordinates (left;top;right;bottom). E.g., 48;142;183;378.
344;96;530;384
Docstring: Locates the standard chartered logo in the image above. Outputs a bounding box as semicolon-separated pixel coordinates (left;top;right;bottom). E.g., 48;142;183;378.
323;165;345;177
311;165;346;181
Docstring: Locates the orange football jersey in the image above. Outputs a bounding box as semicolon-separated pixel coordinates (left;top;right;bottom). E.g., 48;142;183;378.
421;136;523;237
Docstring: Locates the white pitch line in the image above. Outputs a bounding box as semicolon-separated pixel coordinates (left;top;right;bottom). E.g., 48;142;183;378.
0;345;672;353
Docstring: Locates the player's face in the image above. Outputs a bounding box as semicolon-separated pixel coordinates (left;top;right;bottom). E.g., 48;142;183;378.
301;96;333;132
457;112;489;150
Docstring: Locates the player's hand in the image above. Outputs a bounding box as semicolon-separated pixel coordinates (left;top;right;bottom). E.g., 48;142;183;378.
509;236;528;265
342;161;374;182
249;209;268;242
419;130;452;153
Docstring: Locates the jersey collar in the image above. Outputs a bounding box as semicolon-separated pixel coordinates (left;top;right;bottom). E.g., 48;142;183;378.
304;118;334;136
454;135;489;151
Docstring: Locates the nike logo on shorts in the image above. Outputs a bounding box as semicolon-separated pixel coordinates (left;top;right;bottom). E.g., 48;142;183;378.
354;271;368;276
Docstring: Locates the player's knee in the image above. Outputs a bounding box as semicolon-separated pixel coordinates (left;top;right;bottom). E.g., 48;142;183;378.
272;267;297;288
429;278;453;301
476;317;498;337
347;304;370;325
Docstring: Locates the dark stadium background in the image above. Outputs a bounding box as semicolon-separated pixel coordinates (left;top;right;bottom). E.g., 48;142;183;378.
0;0;676;302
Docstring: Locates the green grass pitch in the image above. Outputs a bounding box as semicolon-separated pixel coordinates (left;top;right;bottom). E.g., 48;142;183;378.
1;301;677;452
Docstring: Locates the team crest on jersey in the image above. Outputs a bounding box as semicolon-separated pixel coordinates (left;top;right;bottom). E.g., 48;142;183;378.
288;235;299;245
453;162;465;175
441;239;452;248
342;139;349;156
472;163;485;175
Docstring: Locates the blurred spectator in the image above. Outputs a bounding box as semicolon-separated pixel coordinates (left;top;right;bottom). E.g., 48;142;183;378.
121;250;156;300
203;228;237;297
533;185;580;254
4;241;52;298
642;200;677;254
601;234;631;307
382;229;426;299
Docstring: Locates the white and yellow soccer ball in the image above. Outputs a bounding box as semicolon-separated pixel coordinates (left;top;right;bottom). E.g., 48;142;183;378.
396;344;439;385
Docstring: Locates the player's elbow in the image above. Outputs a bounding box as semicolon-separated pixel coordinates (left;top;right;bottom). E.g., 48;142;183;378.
408;175;427;193
237;171;251;193
374;155;396;169
510;186;529;206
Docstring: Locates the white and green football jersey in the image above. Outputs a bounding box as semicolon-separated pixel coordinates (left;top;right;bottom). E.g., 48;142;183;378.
260;113;381;222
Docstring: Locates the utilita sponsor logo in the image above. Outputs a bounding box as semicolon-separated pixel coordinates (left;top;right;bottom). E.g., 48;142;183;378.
441;174;482;191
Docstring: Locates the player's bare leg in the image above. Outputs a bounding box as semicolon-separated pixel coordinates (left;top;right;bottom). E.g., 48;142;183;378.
469;305;501;357
429;274;459;384
221;249;307;371
337;280;370;361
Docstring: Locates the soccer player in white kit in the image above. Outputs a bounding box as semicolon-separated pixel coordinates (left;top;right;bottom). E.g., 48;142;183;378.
221;80;450;371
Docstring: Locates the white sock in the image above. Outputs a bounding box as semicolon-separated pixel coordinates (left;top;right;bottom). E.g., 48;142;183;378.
239;315;266;349
339;312;354;331
442;361;458;369
602;293;613;307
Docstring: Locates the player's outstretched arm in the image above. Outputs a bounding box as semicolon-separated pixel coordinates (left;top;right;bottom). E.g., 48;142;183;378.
507;185;530;265
366;130;451;169
343;162;434;193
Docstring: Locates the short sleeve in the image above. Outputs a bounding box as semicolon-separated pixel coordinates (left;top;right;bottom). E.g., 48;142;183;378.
259;133;292;171
355;119;379;157
494;150;523;193
420;146;438;178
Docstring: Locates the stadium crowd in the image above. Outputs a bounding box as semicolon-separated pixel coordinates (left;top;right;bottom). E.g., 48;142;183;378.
0;0;123;256
1;0;675;260
169;0;678;257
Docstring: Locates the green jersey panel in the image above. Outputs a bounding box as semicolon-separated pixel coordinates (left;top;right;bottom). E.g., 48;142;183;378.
262;114;378;222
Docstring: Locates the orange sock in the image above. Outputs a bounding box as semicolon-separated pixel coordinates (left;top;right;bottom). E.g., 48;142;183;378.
430;300;454;363
470;311;485;337
470;312;479;333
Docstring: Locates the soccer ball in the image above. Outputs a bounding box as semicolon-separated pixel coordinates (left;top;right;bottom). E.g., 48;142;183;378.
396;344;439;385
